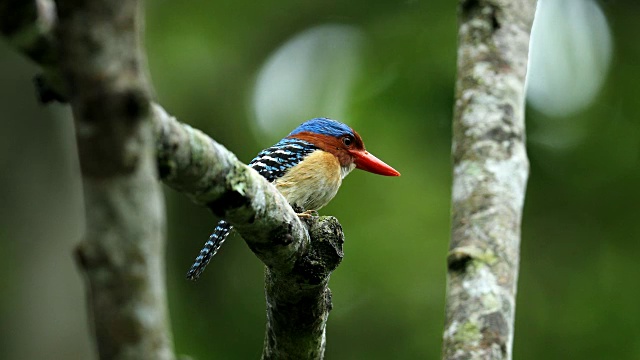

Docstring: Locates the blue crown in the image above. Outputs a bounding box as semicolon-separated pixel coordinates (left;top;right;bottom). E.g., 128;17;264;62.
288;118;354;138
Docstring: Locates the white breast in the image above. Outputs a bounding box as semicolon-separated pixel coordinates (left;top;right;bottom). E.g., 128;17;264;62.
341;163;356;179
275;150;347;211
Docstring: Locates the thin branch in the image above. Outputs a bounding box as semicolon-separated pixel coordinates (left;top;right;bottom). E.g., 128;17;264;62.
443;1;536;359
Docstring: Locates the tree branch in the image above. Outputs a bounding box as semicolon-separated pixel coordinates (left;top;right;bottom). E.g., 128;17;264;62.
2;1;343;358
152;104;310;272
152;104;344;359
443;1;536;359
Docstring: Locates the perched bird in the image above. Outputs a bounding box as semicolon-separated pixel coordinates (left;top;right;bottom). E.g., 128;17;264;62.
186;118;400;280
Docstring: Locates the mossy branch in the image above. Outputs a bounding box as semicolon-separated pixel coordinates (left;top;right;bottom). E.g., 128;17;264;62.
152;104;344;359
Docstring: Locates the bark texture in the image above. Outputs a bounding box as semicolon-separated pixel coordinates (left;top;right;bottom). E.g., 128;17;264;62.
153;105;344;359
54;0;174;359
262;217;343;360
153;105;310;272
2;1;343;358
443;1;536;359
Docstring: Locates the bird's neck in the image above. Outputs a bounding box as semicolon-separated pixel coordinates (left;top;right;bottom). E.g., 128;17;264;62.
341;163;356;179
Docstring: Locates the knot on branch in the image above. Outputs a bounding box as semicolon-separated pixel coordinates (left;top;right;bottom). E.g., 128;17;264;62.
460;0;501;31
447;245;497;272
291;216;344;286
207;169;252;218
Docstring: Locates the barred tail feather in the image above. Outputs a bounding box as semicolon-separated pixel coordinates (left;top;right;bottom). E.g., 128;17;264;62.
186;220;233;280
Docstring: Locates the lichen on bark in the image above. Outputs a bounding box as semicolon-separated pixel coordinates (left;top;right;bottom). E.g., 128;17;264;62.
443;1;536;359
152;106;345;359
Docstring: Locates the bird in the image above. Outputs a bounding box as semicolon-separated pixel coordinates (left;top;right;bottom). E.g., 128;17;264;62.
186;117;400;280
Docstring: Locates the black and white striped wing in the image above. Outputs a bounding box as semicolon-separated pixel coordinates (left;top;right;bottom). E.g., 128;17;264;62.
249;138;318;182
186;138;317;280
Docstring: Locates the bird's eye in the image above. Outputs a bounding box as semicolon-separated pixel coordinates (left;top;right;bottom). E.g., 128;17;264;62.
342;136;353;147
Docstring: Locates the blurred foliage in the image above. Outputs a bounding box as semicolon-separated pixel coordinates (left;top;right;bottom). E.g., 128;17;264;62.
1;0;640;359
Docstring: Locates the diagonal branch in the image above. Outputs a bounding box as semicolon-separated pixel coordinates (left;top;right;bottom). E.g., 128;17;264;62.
152;104;344;359
152;104;310;272
443;1;536;359
2;1;343;358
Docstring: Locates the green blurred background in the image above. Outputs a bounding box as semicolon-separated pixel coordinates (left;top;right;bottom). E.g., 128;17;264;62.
1;0;639;359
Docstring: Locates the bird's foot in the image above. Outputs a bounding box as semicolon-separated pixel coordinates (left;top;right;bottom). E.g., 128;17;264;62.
297;210;319;219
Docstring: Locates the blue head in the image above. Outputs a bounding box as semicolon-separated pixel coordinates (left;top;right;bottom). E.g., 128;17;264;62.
284;117;400;176
287;118;355;138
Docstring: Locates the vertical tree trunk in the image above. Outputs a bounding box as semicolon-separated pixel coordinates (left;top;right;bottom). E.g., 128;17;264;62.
55;0;175;358
443;1;536;359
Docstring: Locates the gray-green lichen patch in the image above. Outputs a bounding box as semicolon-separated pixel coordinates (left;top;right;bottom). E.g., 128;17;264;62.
484;153;528;209
454;320;482;345
225;164;248;197
462;265;500;303
452;160;486;203
481;293;500;315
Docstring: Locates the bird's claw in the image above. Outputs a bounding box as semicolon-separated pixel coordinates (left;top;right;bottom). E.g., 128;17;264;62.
297;210;319;219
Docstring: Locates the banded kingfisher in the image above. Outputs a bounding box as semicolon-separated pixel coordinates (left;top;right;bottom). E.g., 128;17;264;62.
187;117;400;280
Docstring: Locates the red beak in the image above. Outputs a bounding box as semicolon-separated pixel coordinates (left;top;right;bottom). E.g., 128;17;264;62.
350;150;401;177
